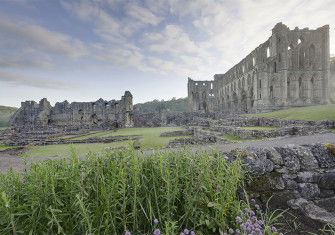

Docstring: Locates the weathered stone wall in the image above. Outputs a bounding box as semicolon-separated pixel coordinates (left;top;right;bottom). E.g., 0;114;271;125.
230;144;335;228
10;91;134;130
188;23;334;114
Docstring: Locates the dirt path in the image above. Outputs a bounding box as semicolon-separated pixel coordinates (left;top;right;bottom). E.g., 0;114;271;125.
1;131;335;173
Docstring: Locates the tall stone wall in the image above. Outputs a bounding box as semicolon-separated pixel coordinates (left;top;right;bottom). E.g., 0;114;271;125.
188;23;334;113
10;91;134;130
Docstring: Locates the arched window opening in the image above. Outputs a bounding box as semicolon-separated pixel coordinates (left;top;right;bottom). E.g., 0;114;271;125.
273;62;277;73
195;82;198;85
270;86;274;99
203;83;206;86
252;57;256;66
259;79;262;89
299;48;305;69
287;81;291;99
288;45;292;51
210;83;213;89
242;65;245;73
309;44;315;68
266;47;270;58
298;38;302;45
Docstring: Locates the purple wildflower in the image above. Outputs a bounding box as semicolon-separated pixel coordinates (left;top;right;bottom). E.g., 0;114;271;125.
235;229;240;234
238;210;243;215
241;224;246;231
180;233;185;235
255;204;260;210
153;229;161;235
235;216;242;223
154;218;159;224
271;226;277;231
125;232;131;235
249;210;255;216
183;229;190;234
251;199;256;204
228;228;234;234
190;232;196;235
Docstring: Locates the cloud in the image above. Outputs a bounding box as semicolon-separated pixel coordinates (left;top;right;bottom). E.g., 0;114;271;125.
126;3;163;25
0;71;75;89
0;18;88;58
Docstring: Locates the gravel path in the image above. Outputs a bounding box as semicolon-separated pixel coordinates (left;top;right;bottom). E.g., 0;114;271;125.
1;131;335;173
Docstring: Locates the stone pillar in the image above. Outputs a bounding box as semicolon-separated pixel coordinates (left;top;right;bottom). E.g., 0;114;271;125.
321;25;330;103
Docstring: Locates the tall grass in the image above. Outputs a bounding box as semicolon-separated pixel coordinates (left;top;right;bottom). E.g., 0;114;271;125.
0;149;244;234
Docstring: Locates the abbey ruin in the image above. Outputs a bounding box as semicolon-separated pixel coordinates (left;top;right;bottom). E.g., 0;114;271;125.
188;23;334;113
10;91;134;130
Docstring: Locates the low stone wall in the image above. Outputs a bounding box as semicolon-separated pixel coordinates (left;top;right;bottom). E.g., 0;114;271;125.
218;116;335;129
226;144;335;229
160;129;193;137
168;135;217;147
5;135;136;146
210;125;327;139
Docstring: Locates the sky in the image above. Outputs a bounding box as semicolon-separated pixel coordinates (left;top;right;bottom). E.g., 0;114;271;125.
0;0;334;107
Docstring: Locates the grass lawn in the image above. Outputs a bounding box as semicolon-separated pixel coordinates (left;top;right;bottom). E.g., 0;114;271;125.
22;141;132;157
0;127;8;131
240;126;277;130
24;127;190;157
244;104;335;121
222;133;263;141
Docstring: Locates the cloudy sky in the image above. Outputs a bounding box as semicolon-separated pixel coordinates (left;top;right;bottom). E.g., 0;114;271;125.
0;0;334;107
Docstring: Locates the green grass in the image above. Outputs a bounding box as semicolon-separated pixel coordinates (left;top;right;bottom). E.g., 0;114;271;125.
0;105;17;128
22;141;132;157
0;127;8;131
0;149;246;234
222;133;263;141
24;127;191;157
240;126;277;130
244;104;335;121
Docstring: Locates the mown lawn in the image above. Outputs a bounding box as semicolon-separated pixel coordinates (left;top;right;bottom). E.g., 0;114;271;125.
24;127;190;157
245;104;335;120
21;141;132;157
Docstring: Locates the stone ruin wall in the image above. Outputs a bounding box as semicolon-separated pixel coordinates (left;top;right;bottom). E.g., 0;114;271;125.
9;91;134;130
188;23;334;113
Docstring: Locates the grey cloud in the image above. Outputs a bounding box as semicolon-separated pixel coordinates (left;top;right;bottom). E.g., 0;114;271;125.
0;71;75;89
0;18;88;58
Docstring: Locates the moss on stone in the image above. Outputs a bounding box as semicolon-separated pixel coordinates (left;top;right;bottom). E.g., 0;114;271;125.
324;143;335;157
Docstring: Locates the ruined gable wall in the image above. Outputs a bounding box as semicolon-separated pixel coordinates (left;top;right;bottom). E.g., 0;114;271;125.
10;91;134;130
188;78;216;112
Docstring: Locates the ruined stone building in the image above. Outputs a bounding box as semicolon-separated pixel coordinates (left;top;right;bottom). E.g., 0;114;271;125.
188;23;334;113
10;91;134;129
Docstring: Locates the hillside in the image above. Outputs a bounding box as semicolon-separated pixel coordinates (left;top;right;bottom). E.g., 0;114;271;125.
0;105;18;127
134;97;188;114
245;104;335;121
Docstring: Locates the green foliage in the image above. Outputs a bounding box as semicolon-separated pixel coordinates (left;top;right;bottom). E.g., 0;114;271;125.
0;106;17;127
0;149;245;234
134;97;188;113
244;104;335;121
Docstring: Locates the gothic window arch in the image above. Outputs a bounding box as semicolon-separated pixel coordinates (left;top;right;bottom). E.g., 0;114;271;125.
266;47;270;58
309;44;316;69
298;77;303;98
299;48;305;69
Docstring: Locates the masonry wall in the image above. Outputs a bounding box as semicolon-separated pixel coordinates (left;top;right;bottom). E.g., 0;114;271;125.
188;23;333;113
10;91;134;129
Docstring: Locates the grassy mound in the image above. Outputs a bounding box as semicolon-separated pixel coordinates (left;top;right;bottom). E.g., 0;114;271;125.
245;104;335;121
0;149;245;234
0;105;17;128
